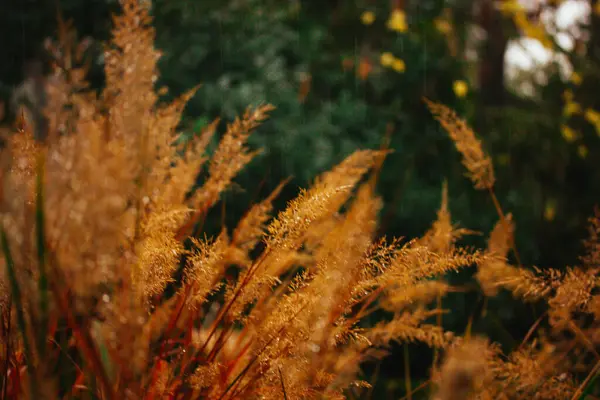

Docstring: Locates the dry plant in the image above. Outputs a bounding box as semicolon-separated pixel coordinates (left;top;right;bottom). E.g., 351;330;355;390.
2;1;599;399
427;101;600;400
0;2;481;399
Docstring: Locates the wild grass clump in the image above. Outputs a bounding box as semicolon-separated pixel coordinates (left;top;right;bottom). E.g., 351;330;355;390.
1;1;600;399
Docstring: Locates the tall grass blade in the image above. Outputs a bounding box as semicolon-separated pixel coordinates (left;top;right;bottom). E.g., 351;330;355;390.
35;152;49;358
278;367;288;400
1;227;39;399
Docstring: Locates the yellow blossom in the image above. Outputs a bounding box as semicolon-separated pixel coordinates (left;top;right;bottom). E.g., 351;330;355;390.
587;110;600;137
514;12;553;49
453;80;468;98
544;200;557;221
585;108;600;125
578;144;588;159
434;18;452;34
380;52;394;67
563;101;581;117
595;2;600;16
560;125;578;143
361;11;376;25
513;10;529;29
387;9;407;32
498;0;524;15
563;89;574;102
526;25;553;49
571;72;582;85
392;58;406;73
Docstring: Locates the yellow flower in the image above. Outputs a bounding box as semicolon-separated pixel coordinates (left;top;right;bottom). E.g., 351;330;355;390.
387;9;407;32
544;200;556;221
585;108;600;125
571;72;582;85
434;18;452;34
560;125;578;143
595;2;600;16
361;11;376;26
563;101;581;117
392;58;406;73
526;25;553;49
453;80;468;98
578;144;588;159
514;13;553;49
498;0;524;15
380;52;394;67
563;89;574;102
513;11;529;30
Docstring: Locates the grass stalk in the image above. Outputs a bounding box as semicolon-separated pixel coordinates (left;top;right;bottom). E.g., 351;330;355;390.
1;228;39;399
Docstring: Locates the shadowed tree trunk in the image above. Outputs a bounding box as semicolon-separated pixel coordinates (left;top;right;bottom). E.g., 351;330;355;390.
477;0;508;109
